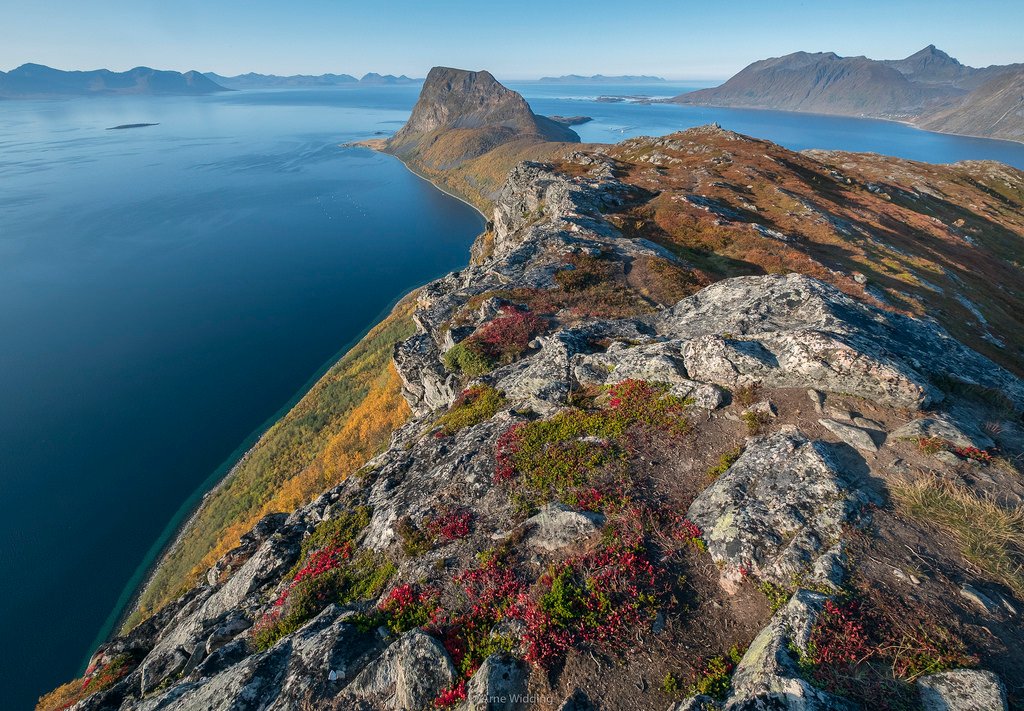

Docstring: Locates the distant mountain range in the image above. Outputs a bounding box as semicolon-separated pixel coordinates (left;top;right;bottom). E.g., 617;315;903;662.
673;46;1024;142
204;72;421;89
0;63;226;98
537;74;666;83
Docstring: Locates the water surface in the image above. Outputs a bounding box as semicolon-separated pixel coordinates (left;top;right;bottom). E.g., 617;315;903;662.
4;80;1023;708
0;86;483;707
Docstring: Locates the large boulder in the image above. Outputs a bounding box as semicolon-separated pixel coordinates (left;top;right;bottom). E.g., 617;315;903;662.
917;669;1007;711
571;340;724;409
658;274;1024;412
724;590;853;710
462;654;528;710
687;429;863;593
340;629;458;710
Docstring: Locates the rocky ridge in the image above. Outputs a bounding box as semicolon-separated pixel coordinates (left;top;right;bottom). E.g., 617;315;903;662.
43;67;1024;710
46;123;1024;710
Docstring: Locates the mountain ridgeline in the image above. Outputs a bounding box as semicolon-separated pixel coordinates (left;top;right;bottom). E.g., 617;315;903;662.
40;66;1024;711
203;72;420;89
675;45;1024;142
0;63;227;97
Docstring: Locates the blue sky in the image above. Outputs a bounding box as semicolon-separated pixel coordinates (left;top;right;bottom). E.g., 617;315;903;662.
2;0;1021;79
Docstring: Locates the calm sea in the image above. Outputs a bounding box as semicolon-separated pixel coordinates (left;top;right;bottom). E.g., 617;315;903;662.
2;81;1022;707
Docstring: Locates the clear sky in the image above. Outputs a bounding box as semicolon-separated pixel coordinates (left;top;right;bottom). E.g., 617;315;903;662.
1;0;1021;80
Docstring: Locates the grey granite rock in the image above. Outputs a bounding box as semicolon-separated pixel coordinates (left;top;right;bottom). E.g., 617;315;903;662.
340;629;458;710
725;590;854;710
918;669;1007;710
687;430;862;593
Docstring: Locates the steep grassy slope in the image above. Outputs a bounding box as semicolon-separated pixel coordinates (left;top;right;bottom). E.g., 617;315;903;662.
126;295;418;629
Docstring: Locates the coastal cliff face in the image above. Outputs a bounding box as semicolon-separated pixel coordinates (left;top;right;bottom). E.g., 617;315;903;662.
41;72;1024;711
383;67;580;210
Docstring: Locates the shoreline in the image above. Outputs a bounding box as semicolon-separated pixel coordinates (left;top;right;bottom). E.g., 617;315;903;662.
89;289;416;662
669;98;1024;147
348;138;491;218
90;146;487;664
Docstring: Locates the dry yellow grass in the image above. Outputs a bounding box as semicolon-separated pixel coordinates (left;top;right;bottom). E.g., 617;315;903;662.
894;475;1024;595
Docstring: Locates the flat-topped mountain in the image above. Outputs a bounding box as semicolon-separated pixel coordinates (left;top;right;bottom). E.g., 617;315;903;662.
0;63;227;98
538;74;666;83
383;66;579;207
674;46;1023;141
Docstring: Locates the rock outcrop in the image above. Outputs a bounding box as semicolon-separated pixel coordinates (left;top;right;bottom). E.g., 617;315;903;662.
46;70;1024;711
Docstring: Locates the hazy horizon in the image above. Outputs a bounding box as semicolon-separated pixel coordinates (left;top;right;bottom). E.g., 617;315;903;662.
1;0;1021;81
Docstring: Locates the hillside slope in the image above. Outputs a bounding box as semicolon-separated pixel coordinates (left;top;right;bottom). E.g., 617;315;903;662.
41;71;1024;711
917;68;1024;142
673;45;1023;141
674;50;960;118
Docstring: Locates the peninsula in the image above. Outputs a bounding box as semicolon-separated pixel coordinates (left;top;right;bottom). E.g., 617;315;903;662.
40;67;1024;711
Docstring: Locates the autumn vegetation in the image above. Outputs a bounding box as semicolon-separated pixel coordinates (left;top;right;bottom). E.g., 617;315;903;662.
128;295;418;631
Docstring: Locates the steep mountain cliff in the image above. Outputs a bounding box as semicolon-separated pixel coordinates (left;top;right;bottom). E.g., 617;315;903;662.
383;67;580;209
0;63;227;97
674;46;1023;141
41;70;1024;711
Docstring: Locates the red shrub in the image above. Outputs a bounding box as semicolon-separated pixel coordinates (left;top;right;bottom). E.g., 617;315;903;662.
433;680;467;708
474;307;547;360
519;540;664;666
428;507;473;540
808;600;869;666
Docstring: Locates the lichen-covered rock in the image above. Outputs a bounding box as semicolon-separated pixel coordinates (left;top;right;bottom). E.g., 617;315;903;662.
687;430;863;593
659;273;1024;411
890;417;993;450
462;653;528;711
522;503;604;552
725;590;854;711
917;669;1007;711
818;418;882;453
572;340;724;409
339;629;458;710
668;695;720;711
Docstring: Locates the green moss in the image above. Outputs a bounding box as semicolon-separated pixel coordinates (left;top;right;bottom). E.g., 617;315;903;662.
757;580;791;613
395;515;433;557
288;506;371;578
707;446;743;479
443;341;496;376
253;550;395;651
435;385;506;436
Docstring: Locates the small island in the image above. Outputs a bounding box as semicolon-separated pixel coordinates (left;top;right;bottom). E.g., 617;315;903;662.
106;123;159;130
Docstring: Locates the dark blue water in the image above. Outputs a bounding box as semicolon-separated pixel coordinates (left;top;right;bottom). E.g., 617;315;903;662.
0;86;483;708
508;81;1024;168
4;81;1024;708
